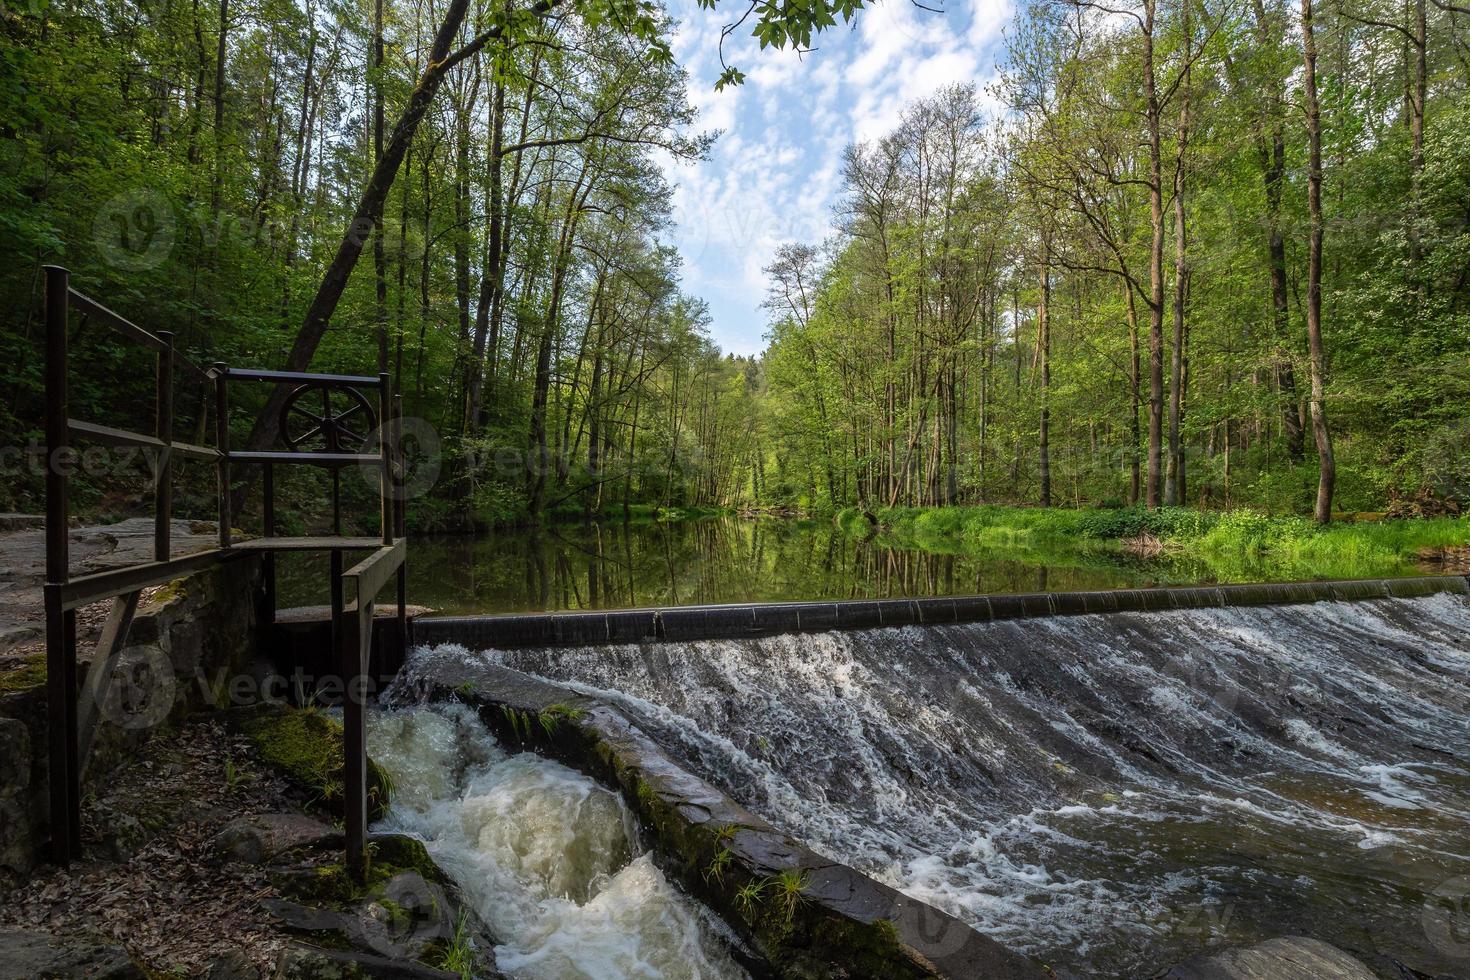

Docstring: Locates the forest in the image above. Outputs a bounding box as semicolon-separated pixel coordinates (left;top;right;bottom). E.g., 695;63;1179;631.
762;0;1470;522
2;0;1468;530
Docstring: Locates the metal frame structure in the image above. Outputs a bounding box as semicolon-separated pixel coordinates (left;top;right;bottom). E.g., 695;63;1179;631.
42;265;406;880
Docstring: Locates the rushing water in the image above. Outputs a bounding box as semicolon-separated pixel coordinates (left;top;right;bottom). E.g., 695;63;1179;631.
281;515;1426;614
366;704;747;979
453;594;1470;978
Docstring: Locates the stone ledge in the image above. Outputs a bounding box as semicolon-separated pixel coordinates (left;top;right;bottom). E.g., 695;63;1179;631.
394;650;1047;980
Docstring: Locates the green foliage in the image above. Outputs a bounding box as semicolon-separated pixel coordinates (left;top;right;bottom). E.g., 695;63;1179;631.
752;20;1470;521
537;702;586;737
703;847;733;886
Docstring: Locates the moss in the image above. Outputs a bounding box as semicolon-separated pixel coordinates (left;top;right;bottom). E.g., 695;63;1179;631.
275;837;446;905
0;652;46;694
243;707;390;821
369;834;448;885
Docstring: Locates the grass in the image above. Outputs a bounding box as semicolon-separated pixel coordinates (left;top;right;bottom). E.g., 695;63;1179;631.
435;911;475;980
836;504;1470;582
772;869;809;924
734;878;767;918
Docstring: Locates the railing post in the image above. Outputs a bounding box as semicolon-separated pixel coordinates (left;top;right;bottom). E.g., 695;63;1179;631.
213;363;231;548
378;373;392;546
392;393;407;656
262;462;275;626
43;265;78;864
155;331;174;562
340;575;367;882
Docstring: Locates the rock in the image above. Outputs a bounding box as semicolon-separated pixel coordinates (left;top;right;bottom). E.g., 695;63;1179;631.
0;718;37;875
0;929;144;979
262;869;454;963
212;812;343;865
93;804;148;862
0;514;44;533
273;943;461;980
205;950;262;980
1159;936;1380;980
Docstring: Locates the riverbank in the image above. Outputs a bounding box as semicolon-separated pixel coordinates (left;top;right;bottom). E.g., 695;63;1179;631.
838;505;1470;581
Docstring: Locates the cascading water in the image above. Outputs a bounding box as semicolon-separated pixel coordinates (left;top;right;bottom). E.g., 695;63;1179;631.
443;594;1470;978
366;704;748;979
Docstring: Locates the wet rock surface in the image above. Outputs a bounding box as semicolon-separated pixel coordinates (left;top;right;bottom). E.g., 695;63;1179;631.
1156;936;1380;980
273;944;463;979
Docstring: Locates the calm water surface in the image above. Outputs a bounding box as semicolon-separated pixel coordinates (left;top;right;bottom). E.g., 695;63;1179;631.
279;515;1414;614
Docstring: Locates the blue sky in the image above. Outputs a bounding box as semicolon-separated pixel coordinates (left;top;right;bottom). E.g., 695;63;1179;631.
660;0;1015;356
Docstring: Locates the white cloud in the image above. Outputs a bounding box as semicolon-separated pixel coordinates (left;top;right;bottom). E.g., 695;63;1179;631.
664;0;1014;356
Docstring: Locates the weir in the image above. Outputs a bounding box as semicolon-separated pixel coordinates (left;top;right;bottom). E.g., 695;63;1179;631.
408;587;1470;978
408;573;1470;649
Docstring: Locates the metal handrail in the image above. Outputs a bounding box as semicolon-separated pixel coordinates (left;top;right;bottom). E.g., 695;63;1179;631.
42;265;408;881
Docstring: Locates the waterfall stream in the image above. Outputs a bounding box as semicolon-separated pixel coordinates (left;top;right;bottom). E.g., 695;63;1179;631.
442;594;1470;978
366;704;748;979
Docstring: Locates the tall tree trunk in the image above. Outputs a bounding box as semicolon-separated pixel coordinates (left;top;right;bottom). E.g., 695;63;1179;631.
1142;0;1165;508
1124;284;1142;505
372;0;388;374
1038;248;1051;508
466;75;505;433
1166;31;1191;507
210;0;230;216
1301;0;1336;522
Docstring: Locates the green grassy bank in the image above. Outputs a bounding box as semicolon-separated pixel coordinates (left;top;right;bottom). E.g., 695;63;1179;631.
837;505;1470;582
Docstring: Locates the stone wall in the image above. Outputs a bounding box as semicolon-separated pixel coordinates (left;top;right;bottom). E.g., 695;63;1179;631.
0;555;263;877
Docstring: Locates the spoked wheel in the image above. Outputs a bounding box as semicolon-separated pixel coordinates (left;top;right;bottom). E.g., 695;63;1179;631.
279;383;377;454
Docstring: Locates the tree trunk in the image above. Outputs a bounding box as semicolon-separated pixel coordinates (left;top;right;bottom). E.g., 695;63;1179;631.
1301;0;1336;523
1166;31;1191;507
1038;250;1051;508
1142;0;1165;508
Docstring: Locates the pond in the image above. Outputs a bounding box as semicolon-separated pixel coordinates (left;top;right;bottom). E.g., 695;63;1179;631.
277;515;1422;615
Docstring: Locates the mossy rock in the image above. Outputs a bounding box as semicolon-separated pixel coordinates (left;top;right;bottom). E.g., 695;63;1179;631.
242;708;391;821
0;653;46;695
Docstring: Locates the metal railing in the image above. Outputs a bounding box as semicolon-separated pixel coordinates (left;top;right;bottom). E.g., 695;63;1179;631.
42;265;406;879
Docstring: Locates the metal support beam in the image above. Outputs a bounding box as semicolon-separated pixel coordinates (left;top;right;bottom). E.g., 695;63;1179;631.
339;541;404;883
155;332;174;563
77;591;141;768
